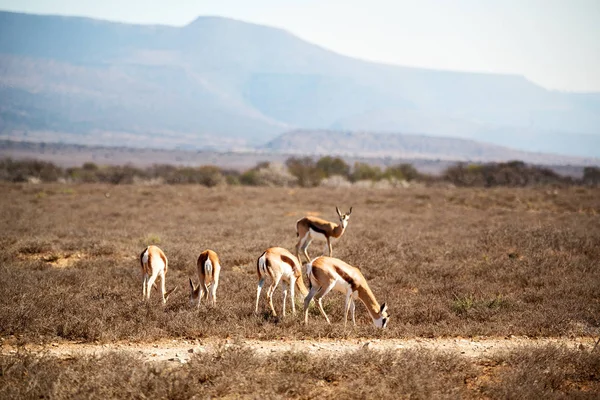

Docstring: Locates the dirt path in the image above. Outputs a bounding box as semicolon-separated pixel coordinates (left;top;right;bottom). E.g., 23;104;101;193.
2;337;597;363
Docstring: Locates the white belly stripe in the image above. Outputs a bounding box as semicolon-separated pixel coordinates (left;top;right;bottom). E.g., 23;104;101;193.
308;228;328;241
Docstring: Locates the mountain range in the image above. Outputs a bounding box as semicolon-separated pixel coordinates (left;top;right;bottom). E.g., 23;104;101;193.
0;11;599;159
263;130;599;165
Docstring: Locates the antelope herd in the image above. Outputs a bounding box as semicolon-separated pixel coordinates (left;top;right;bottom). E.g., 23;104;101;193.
139;206;390;328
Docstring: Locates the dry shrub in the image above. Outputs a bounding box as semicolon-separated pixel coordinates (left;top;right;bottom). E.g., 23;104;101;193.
583;166;600;186
351;162;383;182
252;162;298;187
481;344;600;398
0;348;476;399
1;157;594;188
0;158;63;182
320;174;352;188
444;161;573;187
286;157;324;187
3;345;599;399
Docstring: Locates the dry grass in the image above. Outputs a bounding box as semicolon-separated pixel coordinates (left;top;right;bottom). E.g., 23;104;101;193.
1;344;599;399
481;344;600;398
0;183;599;344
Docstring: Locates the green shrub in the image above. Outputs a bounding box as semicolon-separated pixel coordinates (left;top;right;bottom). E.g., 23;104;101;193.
583;166;600;185
285;157;323;187
384;163;420;181
316;156;350;178
351;162;382;182
443;161;571;187
0;158;63;182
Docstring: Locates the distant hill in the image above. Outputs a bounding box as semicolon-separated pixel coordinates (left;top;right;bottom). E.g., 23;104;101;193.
1;139;595;179
0;11;599;156
263;130;600;166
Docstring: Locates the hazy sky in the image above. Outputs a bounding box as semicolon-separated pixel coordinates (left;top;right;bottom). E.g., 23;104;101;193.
1;0;599;92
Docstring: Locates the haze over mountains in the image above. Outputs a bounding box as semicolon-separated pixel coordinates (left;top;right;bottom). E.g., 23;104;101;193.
263;130;599;166
0;11;599;160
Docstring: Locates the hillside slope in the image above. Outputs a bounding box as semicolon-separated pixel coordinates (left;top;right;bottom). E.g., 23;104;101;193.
263;130;600;165
0;11;598;155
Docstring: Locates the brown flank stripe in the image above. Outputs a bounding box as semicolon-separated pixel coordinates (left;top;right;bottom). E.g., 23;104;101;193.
139;248;146;272
280;254;298;272
308;222;328;236
333;265;358;291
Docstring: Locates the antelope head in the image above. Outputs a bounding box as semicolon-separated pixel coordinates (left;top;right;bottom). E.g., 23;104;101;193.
374;303;390;328
335;206;352;229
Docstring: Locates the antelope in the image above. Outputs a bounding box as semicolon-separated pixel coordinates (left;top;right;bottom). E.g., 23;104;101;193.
140;245;176;303
189;249;221;307
255;247;309;317
304;256;389;328
295;206;352;263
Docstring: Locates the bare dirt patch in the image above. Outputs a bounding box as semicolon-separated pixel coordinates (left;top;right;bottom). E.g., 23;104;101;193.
17;251;88;268
2;337;596;364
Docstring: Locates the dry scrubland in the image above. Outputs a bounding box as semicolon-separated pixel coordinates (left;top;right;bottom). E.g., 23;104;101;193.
3;345;600;399
1;183;600;398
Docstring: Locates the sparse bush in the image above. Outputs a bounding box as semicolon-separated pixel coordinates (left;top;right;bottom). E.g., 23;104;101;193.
254;163;298;187
443;161;572;187
239;169;261;186
0;157;591;188
316;156;350;178
67;166;100;183
384;163;420;181
351;162;382;182
320;175;352;188
157;165;224;186
103;165;146;184
221;169;241;186
583;166;600;186
443;163;485;186
286;157;323;187
82;162;99;171
0;158;63;182
239;161;298;186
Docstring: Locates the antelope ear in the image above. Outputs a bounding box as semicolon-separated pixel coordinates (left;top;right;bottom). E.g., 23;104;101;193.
336;206;342;217
380;303;388;314
348;206;353;215
189;277;195;290
165;285;178;301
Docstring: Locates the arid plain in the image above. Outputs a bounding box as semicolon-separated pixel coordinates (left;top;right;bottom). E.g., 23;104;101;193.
1;183;599;398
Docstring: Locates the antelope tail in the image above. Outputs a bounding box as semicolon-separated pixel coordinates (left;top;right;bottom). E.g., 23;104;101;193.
257;252;267;277
305;260;314;290
205;258;213;276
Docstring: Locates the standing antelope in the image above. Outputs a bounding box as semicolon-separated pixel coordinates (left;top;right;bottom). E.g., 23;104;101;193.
256;247;309;317
140;245;176;303
295;206;352;263
189;249;221;307
304;256;389;328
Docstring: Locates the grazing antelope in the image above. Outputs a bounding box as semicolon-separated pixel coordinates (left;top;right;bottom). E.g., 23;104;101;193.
256;247;309;317
189;249;221;307
140;245;176;303
295;206;352;263
304;256;389;328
